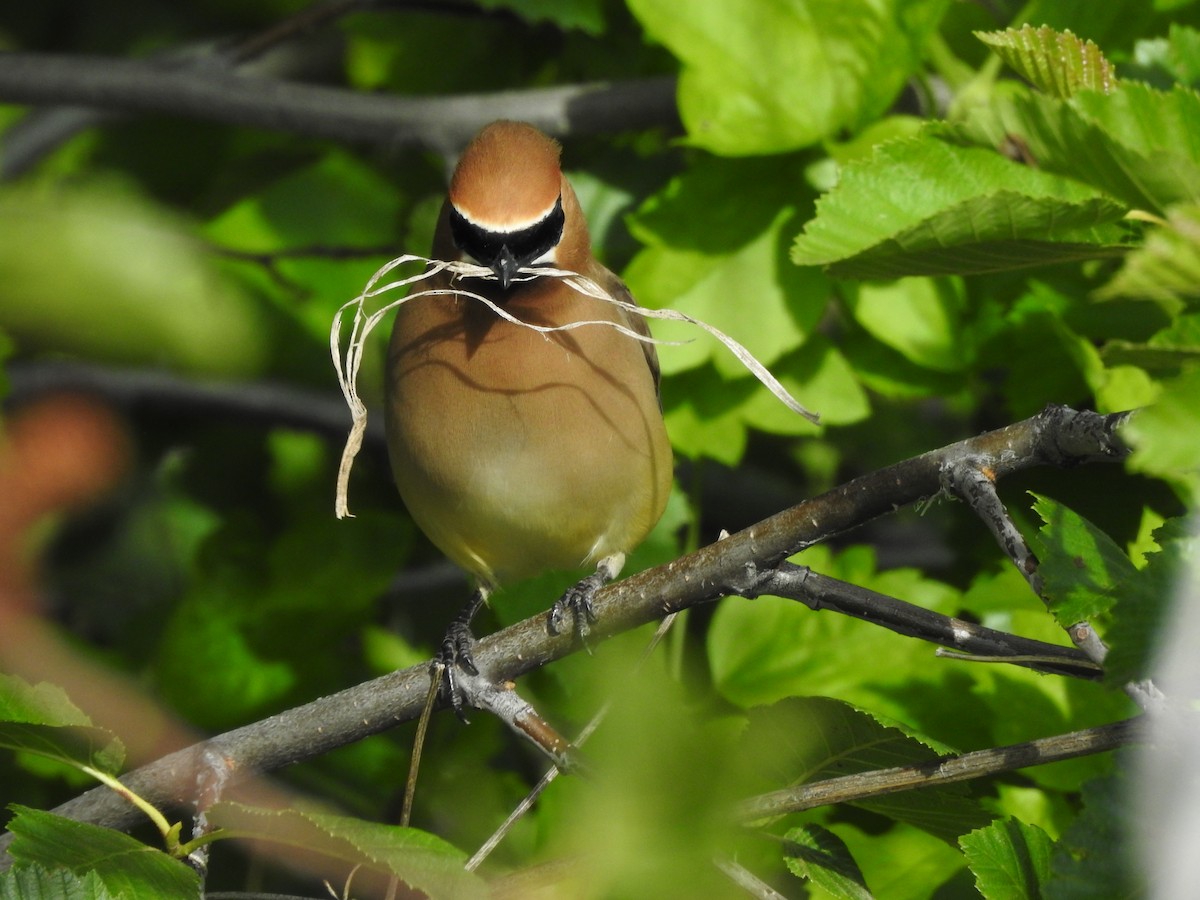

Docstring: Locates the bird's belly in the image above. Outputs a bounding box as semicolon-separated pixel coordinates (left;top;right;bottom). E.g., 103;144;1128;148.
385;319;670;584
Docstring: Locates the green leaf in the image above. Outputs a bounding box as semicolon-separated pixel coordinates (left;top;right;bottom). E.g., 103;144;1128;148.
838;323;964;400
206;802;486;900
660;337;865;458
976;26;1118;97
152;441;412;729
1135;24;1200;86
153;593;297;728
741;336;871;434
1123;368;1200;501
1101;309;1200;371
551;657;753;898
710;546;962;714
828;821;969;900
1165;23;1200;84
0;725;124;780
0;677;92;727
949;82;1200;215
1072;86;1200;207
1148;311;1200;352
0;865;117;900
1105;518;1196;685
1030;493;1139;626
845;277;973;372
791;136;1131;278
960;818;1054;900
5;807;199;900
743;697;989;843
977;286;1096;417
661;365;754;463
1033;499;1194;686
1045;769;1140;900
626;0;949;155
0;676;124;775
0;185;269;378
1097;203;1200;310
206;151;400;251
784;823;874;899
204;150;401;345
626;154;829;378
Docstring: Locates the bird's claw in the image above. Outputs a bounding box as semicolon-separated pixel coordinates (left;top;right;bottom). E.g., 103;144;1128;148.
435;616;479;720
548;572;603;641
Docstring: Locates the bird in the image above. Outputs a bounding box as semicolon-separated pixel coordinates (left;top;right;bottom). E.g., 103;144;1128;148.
383;120;673;697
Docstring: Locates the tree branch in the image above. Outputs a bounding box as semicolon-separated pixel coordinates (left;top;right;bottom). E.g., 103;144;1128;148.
736;718;1141;820
941;436;1165;710
0;52;679;151
0;404;1132;867
748;562;1100;679
5;360;385;454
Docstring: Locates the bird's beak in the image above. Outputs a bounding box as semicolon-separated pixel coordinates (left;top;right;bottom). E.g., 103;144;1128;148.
491;245;519;290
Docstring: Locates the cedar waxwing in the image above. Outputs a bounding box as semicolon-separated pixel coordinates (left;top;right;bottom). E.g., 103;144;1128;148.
384;121;673;679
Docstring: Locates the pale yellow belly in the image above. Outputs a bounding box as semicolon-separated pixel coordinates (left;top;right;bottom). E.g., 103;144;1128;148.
384;294;671;585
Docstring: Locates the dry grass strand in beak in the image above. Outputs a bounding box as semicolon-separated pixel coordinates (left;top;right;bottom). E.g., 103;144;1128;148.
330;255;821;517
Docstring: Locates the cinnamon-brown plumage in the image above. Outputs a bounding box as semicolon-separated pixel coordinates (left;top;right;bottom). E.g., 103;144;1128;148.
384;121;672;681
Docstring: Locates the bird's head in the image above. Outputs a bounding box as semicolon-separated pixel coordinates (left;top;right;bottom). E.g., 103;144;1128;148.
446;121;584;289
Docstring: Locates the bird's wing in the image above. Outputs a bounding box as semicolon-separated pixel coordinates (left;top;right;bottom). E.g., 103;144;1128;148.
591;265;663;407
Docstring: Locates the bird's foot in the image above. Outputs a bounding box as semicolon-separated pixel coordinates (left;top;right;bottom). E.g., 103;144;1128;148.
548;570;604;641
547;553;625;644
434;588;488;719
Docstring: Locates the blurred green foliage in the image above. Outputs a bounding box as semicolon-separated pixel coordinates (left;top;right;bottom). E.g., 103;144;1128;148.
1;0;1199;897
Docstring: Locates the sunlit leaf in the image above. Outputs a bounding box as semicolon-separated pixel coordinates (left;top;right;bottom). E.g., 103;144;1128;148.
1030;493;1137;626
792;136;1131;278
830;821;970;900
710;546;962;714
626;0;949;155
846;277;973;372
627;154;829;377
960;817;1054;900
741;337;870;434
1123;368;1200;502
977;26;1117;97
661;365;754;464
948;82;1200;215
1096;204;1200;310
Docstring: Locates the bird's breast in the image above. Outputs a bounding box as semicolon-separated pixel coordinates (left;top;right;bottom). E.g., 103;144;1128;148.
383;285;671;584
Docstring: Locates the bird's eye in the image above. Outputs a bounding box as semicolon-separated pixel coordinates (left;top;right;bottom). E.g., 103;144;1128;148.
450;198;564;269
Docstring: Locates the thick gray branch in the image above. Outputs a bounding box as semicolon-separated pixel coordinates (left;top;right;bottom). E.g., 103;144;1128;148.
0;53;679;151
